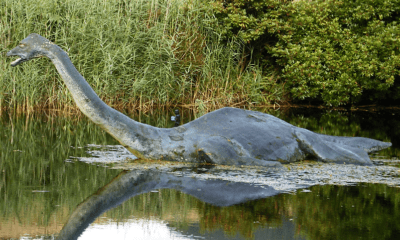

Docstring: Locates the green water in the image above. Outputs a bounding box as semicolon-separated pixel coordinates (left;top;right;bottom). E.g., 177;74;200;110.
0;108;399;239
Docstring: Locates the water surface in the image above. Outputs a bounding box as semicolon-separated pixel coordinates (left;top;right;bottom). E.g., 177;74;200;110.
1;108;399;240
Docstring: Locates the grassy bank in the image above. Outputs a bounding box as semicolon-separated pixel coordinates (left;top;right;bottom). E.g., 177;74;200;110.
0;0;283;112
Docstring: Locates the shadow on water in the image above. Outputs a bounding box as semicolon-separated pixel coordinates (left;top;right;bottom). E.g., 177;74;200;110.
1;108;400;239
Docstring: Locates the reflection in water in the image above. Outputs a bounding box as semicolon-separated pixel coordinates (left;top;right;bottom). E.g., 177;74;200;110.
80;218;300;240
56;168;283;239
79;219;192;240
1;109;400;239
0;113;122;239
55;165;400;240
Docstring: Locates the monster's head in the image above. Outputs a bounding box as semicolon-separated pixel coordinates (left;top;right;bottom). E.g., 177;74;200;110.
7;33;54;67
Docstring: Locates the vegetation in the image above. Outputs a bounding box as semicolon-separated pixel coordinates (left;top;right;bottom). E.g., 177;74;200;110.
1;0;399;110
0;0;280;112
210;0;400;106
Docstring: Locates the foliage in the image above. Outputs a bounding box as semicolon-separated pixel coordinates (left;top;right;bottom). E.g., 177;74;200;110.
209;0;288;42
210;0;400;106
0;0;276;111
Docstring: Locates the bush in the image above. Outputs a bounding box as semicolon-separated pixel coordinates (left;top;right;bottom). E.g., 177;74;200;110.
211;0;400;106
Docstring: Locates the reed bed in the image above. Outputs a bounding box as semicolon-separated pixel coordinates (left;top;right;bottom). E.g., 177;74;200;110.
0;0;282;112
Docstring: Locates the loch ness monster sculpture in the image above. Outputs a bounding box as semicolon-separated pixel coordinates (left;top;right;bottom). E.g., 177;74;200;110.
7;34;392;167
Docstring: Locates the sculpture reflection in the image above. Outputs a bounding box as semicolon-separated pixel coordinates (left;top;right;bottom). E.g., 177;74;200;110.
56;168;281;240
55;147;400;240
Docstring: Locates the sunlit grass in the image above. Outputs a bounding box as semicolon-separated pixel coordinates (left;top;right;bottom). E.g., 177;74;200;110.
0;0;282;112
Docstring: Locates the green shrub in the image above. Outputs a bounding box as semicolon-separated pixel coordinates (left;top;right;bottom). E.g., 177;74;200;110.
208;0;286;42
210;0;400;106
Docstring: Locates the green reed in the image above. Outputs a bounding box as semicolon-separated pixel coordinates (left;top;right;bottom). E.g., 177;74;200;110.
0;0;279;111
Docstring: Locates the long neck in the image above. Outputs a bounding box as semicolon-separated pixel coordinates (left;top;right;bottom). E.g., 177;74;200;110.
47;45;162;158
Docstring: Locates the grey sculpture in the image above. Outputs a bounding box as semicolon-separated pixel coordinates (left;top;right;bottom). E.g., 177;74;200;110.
7;33;391;166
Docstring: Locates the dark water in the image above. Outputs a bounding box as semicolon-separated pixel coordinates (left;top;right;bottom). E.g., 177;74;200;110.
0;108;399;240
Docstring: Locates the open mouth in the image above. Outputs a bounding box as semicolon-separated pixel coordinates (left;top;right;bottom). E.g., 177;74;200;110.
7;49;28;67
10;57;26;67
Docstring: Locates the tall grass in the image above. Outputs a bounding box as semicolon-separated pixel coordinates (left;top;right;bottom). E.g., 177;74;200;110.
0;0;281;112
